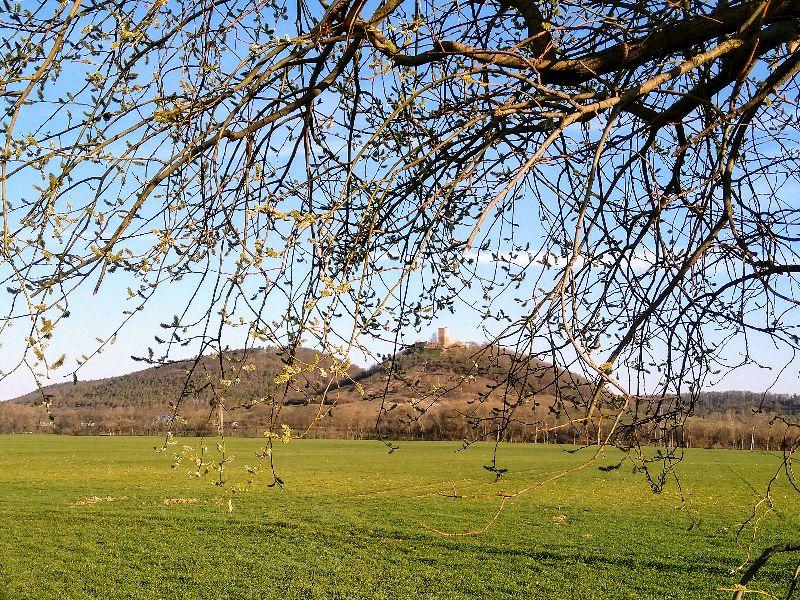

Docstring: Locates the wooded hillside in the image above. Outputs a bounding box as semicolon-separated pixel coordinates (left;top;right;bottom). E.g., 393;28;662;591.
2;345;797;449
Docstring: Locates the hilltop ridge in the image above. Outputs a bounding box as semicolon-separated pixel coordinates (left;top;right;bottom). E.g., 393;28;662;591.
1;342;593;440
8;346;361;410
2;341;797;449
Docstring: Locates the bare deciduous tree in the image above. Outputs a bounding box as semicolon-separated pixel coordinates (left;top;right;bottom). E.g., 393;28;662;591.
2;1;800;592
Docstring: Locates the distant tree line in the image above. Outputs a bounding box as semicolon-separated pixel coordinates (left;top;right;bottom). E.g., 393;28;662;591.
1;392;796;452
697;391;800;416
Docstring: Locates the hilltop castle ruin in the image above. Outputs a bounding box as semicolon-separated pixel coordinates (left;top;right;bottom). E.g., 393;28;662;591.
409;327;471;350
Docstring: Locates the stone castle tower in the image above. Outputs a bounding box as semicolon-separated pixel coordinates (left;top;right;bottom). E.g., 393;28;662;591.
410;326;471;350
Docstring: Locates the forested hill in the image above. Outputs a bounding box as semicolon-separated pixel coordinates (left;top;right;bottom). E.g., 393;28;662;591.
6;343;598;411
7;347;361;409
1;344;599;438
2;345;798;447
696;390;800;416
8;344;796;416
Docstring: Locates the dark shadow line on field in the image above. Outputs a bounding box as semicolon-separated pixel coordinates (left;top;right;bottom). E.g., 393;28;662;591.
469;547;732;578
28;508;771;588
44;499;779;586
352;477;482;498
357;526;738;578
725;464;761;499
723;463;788;521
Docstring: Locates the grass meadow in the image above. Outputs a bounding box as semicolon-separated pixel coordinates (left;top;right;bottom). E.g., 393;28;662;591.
1;435;799;599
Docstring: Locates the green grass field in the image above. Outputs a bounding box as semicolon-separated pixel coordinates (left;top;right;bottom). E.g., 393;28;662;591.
1;436;798;599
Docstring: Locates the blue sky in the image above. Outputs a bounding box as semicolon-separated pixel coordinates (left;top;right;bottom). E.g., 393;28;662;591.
3;238;799;401
2;1;800;401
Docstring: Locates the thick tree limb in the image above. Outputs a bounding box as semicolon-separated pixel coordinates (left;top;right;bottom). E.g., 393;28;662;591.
366;0;800;84
732;541;800;600
501;0;554;57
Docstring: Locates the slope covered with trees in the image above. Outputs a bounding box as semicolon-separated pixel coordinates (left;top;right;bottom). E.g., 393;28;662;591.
3;345;797;450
